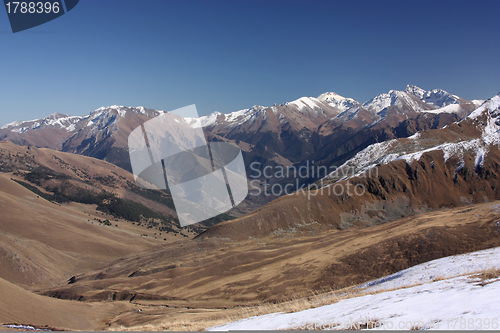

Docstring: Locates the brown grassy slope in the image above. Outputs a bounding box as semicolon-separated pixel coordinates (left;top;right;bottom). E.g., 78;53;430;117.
0;172;160;289
0;140;179;220
0;276;133;331
40;201;500;320
198;110;500;241
198;146;500;241
0;140;222;236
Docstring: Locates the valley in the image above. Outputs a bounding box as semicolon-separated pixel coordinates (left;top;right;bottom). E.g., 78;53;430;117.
0;87;499;330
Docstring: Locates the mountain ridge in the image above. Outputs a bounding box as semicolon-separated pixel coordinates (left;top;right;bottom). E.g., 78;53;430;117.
0;85;483;215
0;85;477;134
196;93;500;240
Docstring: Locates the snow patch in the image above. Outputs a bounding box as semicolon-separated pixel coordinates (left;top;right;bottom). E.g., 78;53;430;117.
209;247;500;331
290;97;321;111
185;111;221;128
425;103;462;114
408;132;420;140
318;92;358;112
472;100;485;107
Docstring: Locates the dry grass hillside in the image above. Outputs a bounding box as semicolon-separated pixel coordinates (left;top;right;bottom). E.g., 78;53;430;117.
0;277;135;331
0;172;162;289
38;202;500;330
200;147;500;242
0;140;220;235
1;139;500;330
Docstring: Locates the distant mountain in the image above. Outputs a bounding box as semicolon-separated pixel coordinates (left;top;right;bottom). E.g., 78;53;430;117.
0;106;163;171
0;86;482;213
405;84;479;107
198;93;500;240
187;85;479;190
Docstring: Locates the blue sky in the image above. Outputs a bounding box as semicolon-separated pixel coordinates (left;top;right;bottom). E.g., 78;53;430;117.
1;0;499;125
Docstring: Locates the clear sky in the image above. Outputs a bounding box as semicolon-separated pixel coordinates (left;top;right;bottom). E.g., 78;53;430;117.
1;0;499;126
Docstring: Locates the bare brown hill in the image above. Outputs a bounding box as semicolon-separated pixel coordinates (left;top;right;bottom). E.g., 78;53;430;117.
0;276;134;330
0;140;214;235
0;141;207;330
37;202;500;329
0;141;208;290
0;172;160;288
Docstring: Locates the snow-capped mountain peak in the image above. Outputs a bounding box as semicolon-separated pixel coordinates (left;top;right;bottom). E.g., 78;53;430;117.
320;93;500;186
317;92;353;102
94;105;125;112
362;85;475;118
405;84;427;99
317;92;358;112
1;119;35;130
287;96;325;111
92;105;156;118
362;89;426;116
406;85;460;107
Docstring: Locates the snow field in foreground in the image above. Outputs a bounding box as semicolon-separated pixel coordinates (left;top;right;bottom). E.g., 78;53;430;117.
209;247;500;331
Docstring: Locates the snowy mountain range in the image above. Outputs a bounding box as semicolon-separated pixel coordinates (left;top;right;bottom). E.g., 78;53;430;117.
1;85;479;137
0;85;485;198
195;90;500;240
184;84;480;130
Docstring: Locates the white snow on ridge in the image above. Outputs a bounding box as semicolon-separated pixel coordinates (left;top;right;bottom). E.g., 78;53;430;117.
467;95;500;136
472;99;485;107
1;120;33;129
421;89;459;107
317;92;349;102
95;105;124;112
361;246;500;292
226;108;251;122
1;114;84;132
318;92;358;112
11;127;30;134
117;109;127;117
209;246;500;331
408;131;420;140
93;105;156;118
186;111;221;128
395;138;489;166
424;103;462;114
323;139;398;182
289;97;322;111
185;107;267;129
405;84;427;100
226;107;266;128
362;90;426;115
362;86;469;117
330;136;492;183
406;85;460;107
